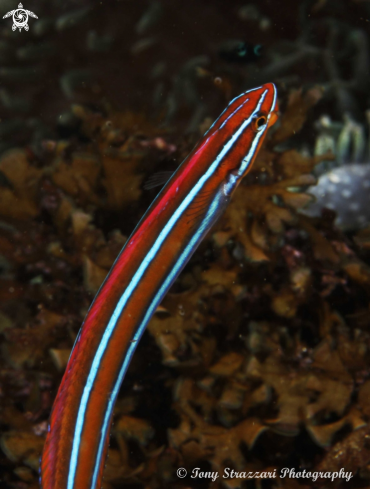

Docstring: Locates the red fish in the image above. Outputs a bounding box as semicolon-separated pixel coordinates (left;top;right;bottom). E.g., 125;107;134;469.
41;83;278;489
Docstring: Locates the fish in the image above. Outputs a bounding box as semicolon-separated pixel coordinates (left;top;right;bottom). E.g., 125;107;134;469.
218;40;264;64
40;83;279;489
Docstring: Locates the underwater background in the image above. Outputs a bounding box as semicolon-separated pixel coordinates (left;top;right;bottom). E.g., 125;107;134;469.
1;0;370;487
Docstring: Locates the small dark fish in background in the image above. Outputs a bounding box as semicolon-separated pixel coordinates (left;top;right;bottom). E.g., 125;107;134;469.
218;40;263;64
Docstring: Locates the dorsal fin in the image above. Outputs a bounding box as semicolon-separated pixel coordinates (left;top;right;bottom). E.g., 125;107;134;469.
143;170;174;190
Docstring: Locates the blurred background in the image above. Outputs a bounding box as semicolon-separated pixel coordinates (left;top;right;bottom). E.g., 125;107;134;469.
1;1;370;488
0;0;368;150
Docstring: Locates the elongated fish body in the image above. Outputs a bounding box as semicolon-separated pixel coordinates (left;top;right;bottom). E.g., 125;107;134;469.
41;83;278;489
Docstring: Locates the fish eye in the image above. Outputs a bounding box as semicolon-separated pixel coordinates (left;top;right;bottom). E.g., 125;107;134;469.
252;112;268;132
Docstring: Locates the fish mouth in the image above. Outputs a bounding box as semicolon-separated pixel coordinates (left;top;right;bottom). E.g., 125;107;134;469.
268;107;279;127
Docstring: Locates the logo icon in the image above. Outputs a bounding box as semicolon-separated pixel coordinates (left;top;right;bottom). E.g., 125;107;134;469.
3;3;38;31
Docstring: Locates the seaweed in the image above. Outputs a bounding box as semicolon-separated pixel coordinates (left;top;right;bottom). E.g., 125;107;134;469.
0;79;368;488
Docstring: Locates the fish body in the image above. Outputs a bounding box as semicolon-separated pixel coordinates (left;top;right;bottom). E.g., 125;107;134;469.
41;83;278;489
